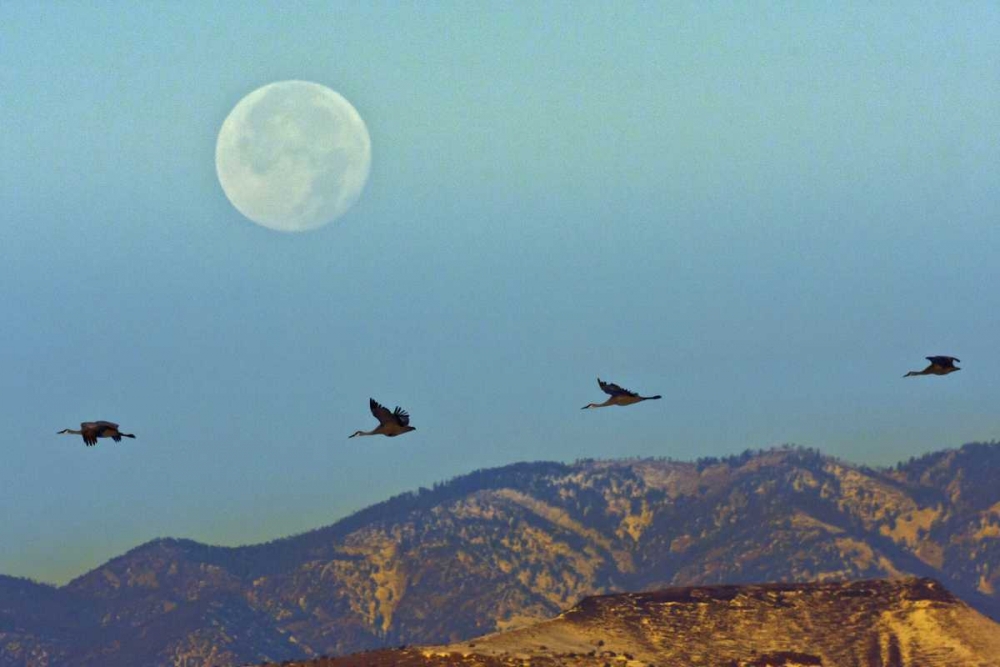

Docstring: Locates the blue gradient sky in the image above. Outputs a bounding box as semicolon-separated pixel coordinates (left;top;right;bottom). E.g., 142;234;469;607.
2;3;998;584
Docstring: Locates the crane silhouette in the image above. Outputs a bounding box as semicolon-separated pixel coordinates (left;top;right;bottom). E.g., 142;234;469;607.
349;398;416;438
582;378;661;409
58;421;136;447
904;356;961;377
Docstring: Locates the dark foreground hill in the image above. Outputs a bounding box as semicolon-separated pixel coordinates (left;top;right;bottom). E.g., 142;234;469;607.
2;444;1000;666
284;578;1000;667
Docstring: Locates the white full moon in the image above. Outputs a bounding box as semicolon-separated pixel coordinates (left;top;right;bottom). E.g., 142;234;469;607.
215;81;371;233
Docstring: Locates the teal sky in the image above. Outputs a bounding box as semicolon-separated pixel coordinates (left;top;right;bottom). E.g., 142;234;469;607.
2;3;998;584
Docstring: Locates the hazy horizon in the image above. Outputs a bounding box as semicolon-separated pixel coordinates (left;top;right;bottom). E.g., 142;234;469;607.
1;440;993;587
2;3;998;585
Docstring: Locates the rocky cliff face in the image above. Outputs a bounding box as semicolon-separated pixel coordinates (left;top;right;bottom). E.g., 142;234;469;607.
2;444;999;666
290;578;1000;667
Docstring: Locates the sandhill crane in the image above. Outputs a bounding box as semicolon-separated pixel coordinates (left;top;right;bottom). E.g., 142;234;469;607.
904;356;961;377
58;421;136;447
349;398;416;438
582;378;662;409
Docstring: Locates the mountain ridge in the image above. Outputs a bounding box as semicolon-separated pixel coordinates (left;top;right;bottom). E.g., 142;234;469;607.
3;443;999;666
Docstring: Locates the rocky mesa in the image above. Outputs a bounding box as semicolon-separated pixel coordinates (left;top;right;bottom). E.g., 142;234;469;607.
282;578;1000;667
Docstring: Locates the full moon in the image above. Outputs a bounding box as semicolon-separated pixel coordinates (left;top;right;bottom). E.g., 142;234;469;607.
215;81;371;233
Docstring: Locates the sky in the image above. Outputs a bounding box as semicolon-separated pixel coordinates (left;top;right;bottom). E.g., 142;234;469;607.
1;2;998;585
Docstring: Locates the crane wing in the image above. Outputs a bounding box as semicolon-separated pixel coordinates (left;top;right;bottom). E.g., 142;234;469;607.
82;421;120;431
926;356;959;367
393;406;411;427
598;378;637;397
369;398;395;426
79;423;101;446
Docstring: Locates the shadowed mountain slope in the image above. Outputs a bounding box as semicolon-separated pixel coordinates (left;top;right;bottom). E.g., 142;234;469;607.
2;444;999;666
288;578;1000;667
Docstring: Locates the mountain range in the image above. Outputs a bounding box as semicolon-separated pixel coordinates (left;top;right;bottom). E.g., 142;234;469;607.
2;443;999;666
